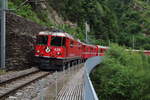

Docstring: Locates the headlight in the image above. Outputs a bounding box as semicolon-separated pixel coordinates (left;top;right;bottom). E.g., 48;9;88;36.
45;47;51;53
37;50;40;53
57;52;61;55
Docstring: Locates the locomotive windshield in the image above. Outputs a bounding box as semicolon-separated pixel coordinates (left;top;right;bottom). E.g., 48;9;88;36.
51;36;66;47
36;35;48;45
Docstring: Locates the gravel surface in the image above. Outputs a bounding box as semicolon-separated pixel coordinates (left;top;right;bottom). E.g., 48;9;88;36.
0;67;38;83
0;71;49;99
5;64;84;100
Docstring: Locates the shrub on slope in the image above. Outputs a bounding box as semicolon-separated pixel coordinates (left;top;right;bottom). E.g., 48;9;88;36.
91;44;150;100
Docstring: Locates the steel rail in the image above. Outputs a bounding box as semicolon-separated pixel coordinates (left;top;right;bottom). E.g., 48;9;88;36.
0;71;51;100
0;68;39;85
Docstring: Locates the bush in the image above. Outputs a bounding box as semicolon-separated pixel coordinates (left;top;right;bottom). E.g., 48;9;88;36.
8;1;52;27
8;1;85;40
91;44;150;100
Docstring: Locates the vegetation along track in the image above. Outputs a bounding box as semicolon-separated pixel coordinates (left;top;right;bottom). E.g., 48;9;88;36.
0;70;51;99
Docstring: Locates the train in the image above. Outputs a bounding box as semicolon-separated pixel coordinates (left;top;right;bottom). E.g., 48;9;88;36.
34;31;108;70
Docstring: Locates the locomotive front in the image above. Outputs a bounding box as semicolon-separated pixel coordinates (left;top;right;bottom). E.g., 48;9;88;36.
34;31;67;70
35;32;66;59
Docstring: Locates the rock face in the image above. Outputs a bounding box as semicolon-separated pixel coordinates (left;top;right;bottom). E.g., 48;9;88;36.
6;12;50;70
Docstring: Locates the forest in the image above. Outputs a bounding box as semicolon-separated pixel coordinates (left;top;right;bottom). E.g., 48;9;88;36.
91;44;150;100
9;0;150;49
49;0;150;49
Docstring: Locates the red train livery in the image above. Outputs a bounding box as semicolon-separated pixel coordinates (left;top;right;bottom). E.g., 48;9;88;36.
34;31;108;70
143;50;150;56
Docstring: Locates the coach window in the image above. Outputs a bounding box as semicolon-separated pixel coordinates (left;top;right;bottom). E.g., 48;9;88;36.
86;48;88;52
78;44;81;49
51;36;66;47
101;49;103;53
36;35;48;45
91;48;93;51
99;48;101;53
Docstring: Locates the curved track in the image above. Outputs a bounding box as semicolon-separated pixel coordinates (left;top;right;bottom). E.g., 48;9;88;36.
0;70;51;100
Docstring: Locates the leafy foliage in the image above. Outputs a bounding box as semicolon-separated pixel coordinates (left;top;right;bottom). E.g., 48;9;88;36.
8;1;53;27
57;24;85;41
48;0;150;49
9;0;150;48
91;44;150;100
8;0;85;40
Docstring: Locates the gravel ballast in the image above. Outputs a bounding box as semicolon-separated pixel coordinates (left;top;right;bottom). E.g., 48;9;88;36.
4;64;84;100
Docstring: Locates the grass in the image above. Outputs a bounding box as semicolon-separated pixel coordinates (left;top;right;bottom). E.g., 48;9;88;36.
0;69;6;75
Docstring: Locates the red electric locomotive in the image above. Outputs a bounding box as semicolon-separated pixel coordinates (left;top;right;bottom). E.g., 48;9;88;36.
35;31;84;70
34;31;108;70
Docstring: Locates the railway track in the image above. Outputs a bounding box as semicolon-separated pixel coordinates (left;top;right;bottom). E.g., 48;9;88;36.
0;68;39;85
0;70;51;100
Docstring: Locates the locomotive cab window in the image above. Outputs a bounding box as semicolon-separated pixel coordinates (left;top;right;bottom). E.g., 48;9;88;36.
36;35;48;45
51;36;66;47
70;41;74;48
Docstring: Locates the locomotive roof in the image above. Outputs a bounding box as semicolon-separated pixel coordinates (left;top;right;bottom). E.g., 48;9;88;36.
97;45;109;49
82;43;97;48
39;31;74;39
